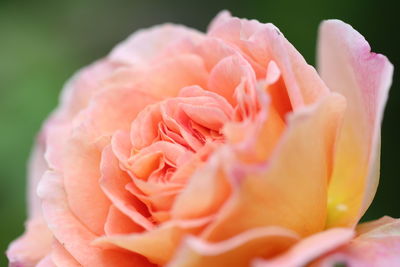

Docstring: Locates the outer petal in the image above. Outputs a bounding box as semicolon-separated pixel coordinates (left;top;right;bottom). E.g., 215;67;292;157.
253;228;354;267
311;217;400;266
37;171;152;266
7;140;52;266
7;217;53;267
61;87;156;235
44;59;119;171
318;20;393;227
168;227;299;267
203;93;346;241
109;23;204;65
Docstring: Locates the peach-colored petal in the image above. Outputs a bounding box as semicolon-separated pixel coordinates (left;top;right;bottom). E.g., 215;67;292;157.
36;255;56;267
43;120;71;171
94;218;211;265
203;93;346;241
7;217;53;267
207;54;257;106
171;151;231;220
111;129;132;163
129;176;183;196
168;227;299;267
249;27;330;109
318;20;394;227
311;217;400;267
109;24;204;65
51;240;81;267
254;228;354;267
208;11;261;53
130;104;163;150
105;53;209;102
44;60;118;171
126;182;180;214
37;171;152;266
57;59;118;119
27;138;47;217
224;89;285;164
209;11;329;109
104;205;143;235
100;145;154;231
195;38;265;78
265;61;292;120
356;216;400;239
62;87;156;235
356;216;397;236
142;54;209;99
7;140;52;267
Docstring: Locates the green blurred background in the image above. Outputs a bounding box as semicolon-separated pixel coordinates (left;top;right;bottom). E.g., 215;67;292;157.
0;0;398;265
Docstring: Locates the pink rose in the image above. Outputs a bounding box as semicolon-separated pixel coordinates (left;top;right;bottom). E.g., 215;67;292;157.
7;11;396;267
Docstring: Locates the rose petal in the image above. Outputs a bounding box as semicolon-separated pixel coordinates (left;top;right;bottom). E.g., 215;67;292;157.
311;217;400;266
37;171;152;266
94;218;211;265
63;87;156;235
102;54;209;101
51;240;81;267
224;88;285;163
36;255;56;267
318;20;394;227
195;38;265;78
109;24;204;65
171;151;232;220
253;228;354;267
209;11;330;109
207;54;257;106
168;227;299;267
7;217;53;267
104;205;143;235
100;145;154;230
203;93;346;241
58;59;118;119
7;140;52;266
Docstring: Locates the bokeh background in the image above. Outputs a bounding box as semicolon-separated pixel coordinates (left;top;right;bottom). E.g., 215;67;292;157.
0;0;398;265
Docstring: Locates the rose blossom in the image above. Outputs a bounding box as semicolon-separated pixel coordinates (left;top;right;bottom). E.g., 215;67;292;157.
7;11;397;267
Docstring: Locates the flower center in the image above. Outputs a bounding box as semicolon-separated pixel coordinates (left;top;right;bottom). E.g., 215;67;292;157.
122;86;236;223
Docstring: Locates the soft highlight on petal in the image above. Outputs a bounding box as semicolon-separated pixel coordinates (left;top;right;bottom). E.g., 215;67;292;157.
168;227;299;267
318;19;393;227
254;228;354;267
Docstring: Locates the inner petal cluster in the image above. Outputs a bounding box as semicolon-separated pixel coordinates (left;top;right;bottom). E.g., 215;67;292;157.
114;86;239;223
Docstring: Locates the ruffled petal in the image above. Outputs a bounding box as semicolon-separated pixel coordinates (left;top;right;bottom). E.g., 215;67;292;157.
100;145;154;231
62;87;156;235
38;171;152;266
203;93;346;241
208;11;330;109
